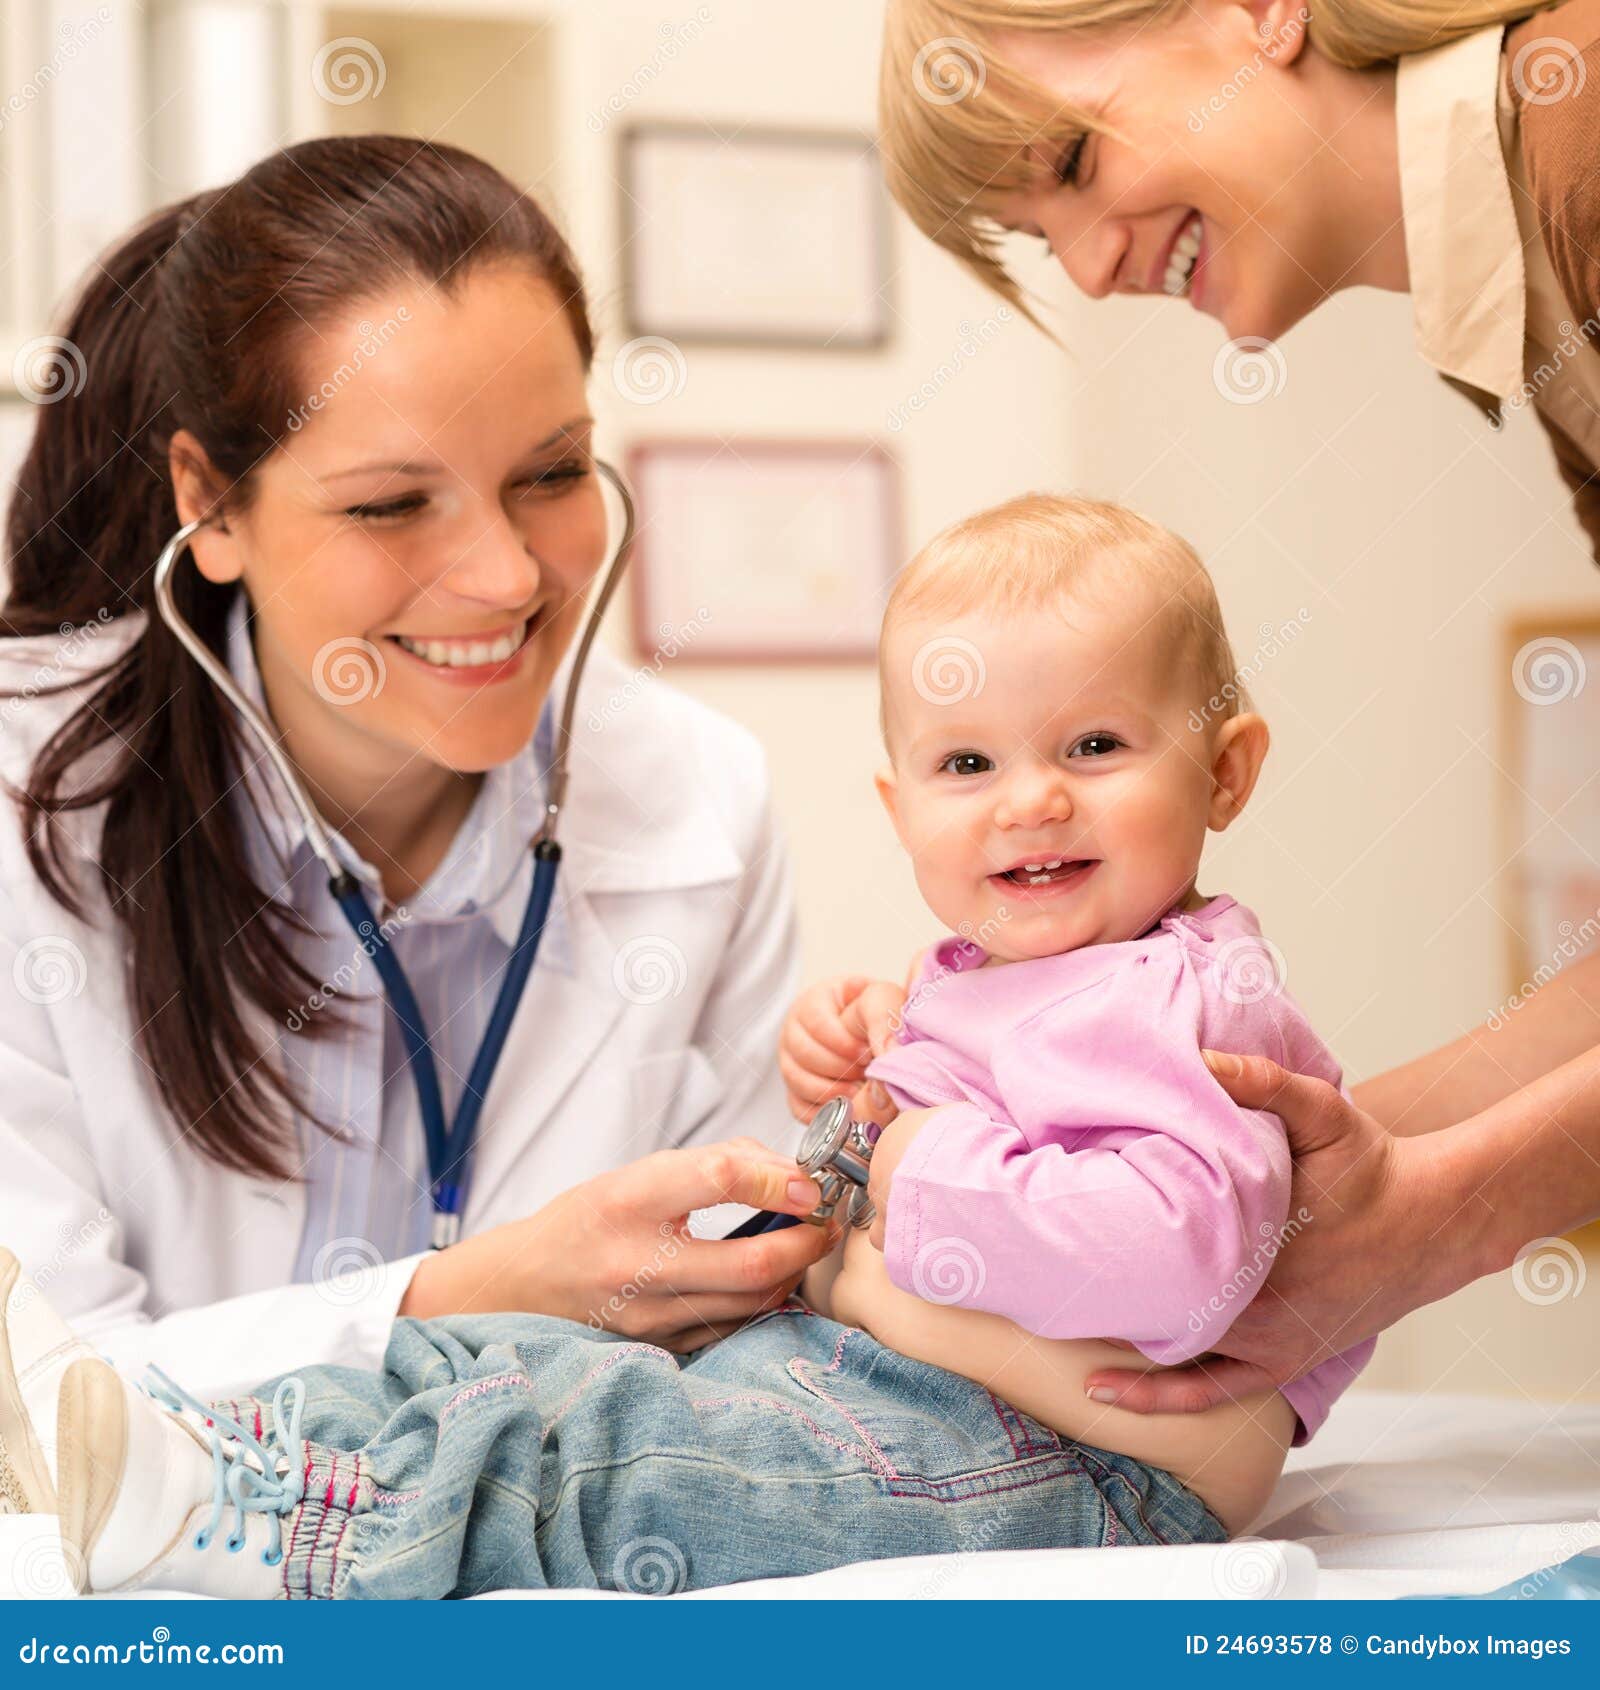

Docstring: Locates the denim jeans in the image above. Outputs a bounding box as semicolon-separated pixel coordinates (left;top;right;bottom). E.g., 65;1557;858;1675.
218;1305;1227;1598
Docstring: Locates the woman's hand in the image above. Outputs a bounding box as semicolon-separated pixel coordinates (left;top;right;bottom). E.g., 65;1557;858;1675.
1083;1051;1449;1413
399;1137;837;1352
779;975;906;1124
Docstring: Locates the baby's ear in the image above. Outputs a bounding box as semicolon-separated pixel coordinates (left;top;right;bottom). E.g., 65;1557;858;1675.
1207;713;1269;832
871;763;905;851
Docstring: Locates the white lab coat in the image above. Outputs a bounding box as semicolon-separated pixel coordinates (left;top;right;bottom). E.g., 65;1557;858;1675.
0;617;801;1395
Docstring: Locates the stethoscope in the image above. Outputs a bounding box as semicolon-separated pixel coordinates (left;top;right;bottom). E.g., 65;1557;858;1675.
151;459;637;1248
726;1095;880;1238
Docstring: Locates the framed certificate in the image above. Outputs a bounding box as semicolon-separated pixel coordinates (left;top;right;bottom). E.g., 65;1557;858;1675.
626;439;901;662
619;123;892;350
1501;614;1600;994
1500;613;1600;1251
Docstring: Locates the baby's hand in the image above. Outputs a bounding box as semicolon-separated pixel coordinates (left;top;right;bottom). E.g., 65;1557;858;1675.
865;1105;940;1250
779;975;905;1125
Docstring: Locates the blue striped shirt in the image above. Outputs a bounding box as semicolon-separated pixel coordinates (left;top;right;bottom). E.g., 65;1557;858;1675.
222;598;569;1276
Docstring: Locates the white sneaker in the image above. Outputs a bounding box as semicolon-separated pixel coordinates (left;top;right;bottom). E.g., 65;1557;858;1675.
0;1243;93;1521
56;1357;307;1598
0;1245;96;1498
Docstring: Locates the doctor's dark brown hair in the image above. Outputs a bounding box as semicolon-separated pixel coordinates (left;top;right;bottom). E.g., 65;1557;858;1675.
0;135;595;1181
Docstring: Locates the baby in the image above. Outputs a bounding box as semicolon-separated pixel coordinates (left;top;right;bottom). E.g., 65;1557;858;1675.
0;494;1368;1598
789;493;1373;1533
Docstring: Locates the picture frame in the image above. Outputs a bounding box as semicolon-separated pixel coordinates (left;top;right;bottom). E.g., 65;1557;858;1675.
618;122;892;350
1500;612;1600;1251
1500;613;1600;999
625;439;901;663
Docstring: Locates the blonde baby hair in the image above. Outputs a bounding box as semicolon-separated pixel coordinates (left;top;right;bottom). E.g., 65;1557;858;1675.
879;491;1250;745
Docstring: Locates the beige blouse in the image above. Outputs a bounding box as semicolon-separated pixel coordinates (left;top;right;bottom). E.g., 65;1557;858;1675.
1396;0;1600;555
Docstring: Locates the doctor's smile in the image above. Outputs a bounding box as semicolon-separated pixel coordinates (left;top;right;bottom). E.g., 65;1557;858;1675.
388;619;537;676
1;0;1599;1615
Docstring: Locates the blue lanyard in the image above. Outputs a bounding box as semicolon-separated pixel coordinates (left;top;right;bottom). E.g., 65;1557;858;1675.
330;840;561;1246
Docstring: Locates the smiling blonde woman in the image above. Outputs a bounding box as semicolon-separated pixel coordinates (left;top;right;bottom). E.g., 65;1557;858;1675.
882;0;1599;553
879;0;1600;1416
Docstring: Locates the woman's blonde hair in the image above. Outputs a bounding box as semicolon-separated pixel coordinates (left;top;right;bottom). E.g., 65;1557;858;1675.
879;0;1556;312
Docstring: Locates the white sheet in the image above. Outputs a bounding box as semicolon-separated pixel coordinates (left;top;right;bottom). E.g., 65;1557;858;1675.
3;1389;1596;1600
1254;1388;1600;1600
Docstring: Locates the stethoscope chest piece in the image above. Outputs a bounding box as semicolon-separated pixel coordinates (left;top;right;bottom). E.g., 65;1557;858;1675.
797;1095;878;1230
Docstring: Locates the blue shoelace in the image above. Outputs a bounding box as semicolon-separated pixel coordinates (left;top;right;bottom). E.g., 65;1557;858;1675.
140;1367;308;1567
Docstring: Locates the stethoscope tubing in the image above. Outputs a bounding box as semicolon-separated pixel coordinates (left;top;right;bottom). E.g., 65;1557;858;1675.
722;1209;802;1239
330;845;560;1235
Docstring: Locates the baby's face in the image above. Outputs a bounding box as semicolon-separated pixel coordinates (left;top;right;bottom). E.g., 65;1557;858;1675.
879;597;1219;963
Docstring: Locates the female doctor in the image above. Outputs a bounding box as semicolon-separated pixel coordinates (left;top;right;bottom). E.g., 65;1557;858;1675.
0;133;832;1405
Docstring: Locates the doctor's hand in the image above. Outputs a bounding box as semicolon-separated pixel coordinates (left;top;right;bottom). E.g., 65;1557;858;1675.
780;975;905;1125
1081;1052;1440;1415
399;1139;837;1352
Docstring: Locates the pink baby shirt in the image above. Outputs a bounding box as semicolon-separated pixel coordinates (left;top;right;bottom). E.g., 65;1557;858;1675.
864;893;1375;1445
